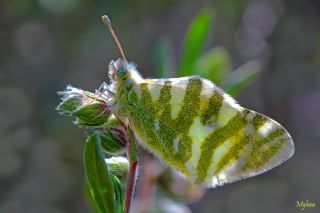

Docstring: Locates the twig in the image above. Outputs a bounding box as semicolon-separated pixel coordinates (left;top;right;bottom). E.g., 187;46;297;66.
125;127;139;213
125;161;138;213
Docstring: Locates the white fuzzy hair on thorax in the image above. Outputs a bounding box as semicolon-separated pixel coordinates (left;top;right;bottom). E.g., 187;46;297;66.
108;59;143;83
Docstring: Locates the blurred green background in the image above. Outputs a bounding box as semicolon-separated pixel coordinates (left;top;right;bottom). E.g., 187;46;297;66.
1;0;319;212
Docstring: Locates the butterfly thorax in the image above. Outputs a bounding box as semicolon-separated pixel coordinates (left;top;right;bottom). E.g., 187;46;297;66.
108;59;143;119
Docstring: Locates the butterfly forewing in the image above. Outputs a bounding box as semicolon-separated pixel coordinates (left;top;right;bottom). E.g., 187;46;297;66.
127;76;294;188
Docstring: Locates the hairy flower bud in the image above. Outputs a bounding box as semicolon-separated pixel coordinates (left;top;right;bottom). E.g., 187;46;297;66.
105;157;129;183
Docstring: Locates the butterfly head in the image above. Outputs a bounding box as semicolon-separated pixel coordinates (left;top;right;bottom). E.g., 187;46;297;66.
108;59;143;84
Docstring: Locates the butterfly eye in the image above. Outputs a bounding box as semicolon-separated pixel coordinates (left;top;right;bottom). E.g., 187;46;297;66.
117;68;127;79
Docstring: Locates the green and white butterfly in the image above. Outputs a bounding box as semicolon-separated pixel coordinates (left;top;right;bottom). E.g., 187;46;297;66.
101;15;294;188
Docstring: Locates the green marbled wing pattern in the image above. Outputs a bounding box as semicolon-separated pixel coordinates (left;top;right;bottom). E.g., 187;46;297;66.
124;76;294;188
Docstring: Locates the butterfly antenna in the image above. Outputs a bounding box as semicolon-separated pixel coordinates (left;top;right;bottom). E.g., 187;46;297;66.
101;15;127;61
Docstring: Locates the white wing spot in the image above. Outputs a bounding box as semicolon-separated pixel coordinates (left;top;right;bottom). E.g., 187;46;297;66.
170;84;187;118
244;123;255;135
217;99;239;126
223;93;240;109
205;176;219;188
246;111;256;121
133;85;142;98
258;120;275;137
154;120;160;131
209;140;234;177
173;138;179;152
200;79;215;98
147;83;162;100
185;137;202;182
185;118;214;181
189;118;214;139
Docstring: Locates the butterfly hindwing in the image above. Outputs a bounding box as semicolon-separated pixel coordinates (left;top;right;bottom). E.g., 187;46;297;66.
128;76;294;188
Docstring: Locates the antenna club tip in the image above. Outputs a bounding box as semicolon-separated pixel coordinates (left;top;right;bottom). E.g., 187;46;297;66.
100;14;127;60
101;15;112;27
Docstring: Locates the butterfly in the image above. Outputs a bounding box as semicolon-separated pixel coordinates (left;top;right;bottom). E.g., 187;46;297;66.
100;15;294;188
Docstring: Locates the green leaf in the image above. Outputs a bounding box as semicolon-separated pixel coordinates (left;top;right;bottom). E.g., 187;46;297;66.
100;130;126;155
195;47;231;85
56;95;83;115
223;60;261;97
153;38;175;78
105;116;122;127
84;134;117;213
106;157;129;183
111;175;125;213
84;178;101;213
179;8;214;77
73;103;109;126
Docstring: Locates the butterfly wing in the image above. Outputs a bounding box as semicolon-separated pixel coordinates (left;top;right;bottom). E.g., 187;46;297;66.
128;76;294;188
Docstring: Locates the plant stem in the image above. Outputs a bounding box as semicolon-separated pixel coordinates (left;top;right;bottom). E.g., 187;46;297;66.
125;160;137;213
125;127;139;213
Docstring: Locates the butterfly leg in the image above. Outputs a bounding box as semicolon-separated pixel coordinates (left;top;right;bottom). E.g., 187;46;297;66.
88;82;115;105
